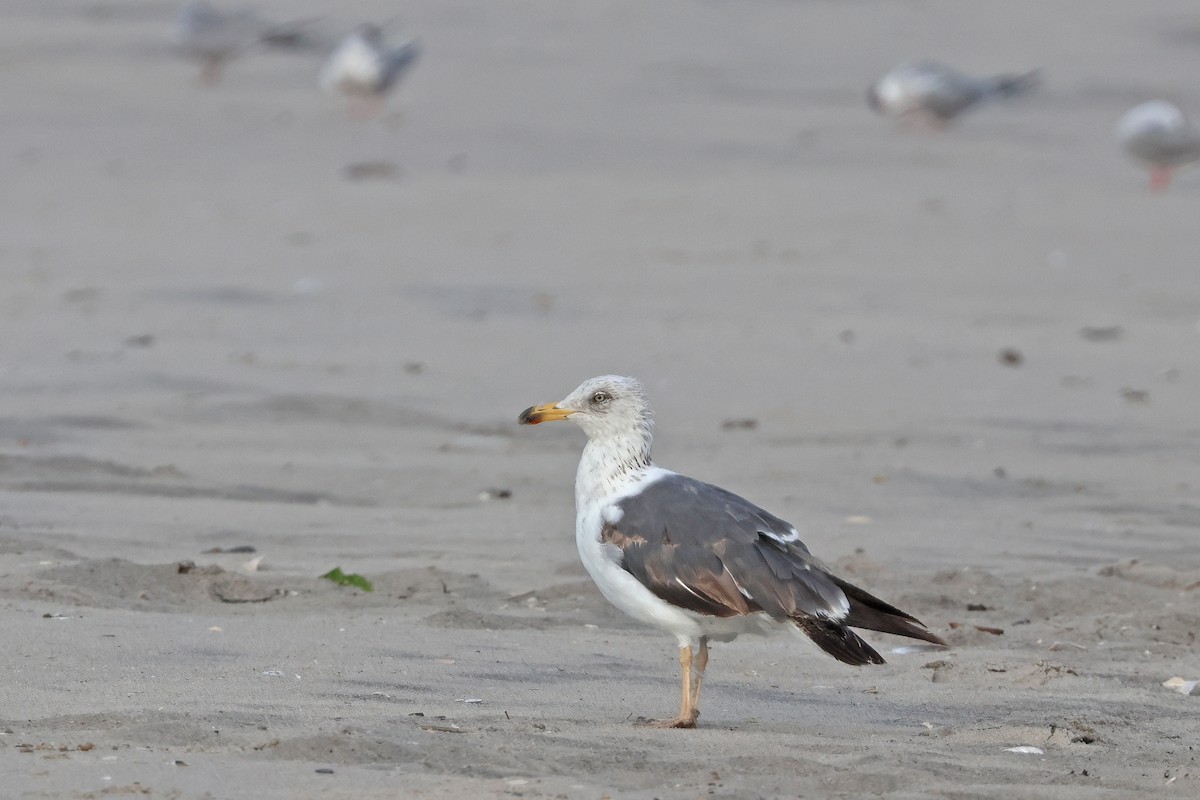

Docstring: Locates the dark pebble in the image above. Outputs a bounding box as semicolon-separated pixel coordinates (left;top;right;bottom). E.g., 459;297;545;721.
998;348;1023;367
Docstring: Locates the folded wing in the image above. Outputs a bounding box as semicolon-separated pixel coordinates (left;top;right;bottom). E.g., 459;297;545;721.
602;473;944;665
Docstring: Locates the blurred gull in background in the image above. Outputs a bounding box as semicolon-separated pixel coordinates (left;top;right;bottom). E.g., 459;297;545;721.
1116;100;1200;192
174;1;320;85
867;61;1039;129
319;25;421;117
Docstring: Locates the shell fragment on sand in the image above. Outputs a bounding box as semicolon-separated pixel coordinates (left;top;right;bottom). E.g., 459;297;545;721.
1163;677;1200;696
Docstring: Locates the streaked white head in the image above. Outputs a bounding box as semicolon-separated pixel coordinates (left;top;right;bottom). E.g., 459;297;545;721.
560;375;653;443
521;375;653;444
520;375;656;500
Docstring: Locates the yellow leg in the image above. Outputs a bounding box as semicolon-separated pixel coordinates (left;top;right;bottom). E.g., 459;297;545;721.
677;644;693;721
639;644;700;729
688;637;709;721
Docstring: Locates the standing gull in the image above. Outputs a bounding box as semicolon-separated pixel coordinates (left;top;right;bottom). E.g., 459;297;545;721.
867;61;1039;128
174;1;319;85
174;1;262;84
519;376;944;728
319;25;421;117
1116;101;1200;192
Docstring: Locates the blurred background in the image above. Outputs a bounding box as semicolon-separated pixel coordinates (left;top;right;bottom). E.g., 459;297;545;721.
1;0;1198;574
2;6;1200;795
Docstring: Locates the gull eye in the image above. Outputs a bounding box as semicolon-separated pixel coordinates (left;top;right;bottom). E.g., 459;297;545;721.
591;391;611;405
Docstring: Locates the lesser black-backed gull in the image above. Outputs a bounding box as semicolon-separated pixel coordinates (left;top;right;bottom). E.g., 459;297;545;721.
519;375;945;728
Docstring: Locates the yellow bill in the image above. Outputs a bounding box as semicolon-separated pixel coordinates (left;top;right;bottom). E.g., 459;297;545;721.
518;402;574;425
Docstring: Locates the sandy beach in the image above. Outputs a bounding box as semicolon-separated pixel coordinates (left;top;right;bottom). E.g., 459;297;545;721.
2;1;1199;797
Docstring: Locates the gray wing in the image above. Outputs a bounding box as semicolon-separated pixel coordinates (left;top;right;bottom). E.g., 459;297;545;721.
604;473;944;665
904;62;988;119
604;474;850;622
380;40;421;91
918;63;1039;119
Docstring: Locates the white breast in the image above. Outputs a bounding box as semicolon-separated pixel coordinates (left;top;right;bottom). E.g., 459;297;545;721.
320;37;383;95
576;504;704;645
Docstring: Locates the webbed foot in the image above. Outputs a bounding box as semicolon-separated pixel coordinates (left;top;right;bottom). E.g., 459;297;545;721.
635;714;698;729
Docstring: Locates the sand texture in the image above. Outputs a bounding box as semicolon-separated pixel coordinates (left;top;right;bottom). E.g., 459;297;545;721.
2;1;1199;797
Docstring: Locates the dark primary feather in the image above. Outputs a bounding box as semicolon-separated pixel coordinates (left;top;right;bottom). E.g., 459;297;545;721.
603;473;943;661
794;618;885;666
829;574;946;647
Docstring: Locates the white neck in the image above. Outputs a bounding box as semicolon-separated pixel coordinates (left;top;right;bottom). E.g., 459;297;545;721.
574;430;653;509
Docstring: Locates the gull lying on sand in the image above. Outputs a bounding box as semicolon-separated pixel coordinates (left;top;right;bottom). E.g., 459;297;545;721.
319;25;421;117
1116;100;1200;192
520;376;944;728
868;61;1039;128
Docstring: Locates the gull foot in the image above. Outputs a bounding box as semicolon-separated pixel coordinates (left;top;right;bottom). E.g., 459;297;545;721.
635;715;698;729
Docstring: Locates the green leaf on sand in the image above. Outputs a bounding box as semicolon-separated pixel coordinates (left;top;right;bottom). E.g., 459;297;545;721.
321;567;373;592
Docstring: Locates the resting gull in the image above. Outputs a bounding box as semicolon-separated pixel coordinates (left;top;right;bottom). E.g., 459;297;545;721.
519;375;945;728
1116;100;1200;192
867;61;1039;128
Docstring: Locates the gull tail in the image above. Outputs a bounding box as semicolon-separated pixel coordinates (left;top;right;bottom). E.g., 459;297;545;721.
829;575;947;647
987;69;1040;100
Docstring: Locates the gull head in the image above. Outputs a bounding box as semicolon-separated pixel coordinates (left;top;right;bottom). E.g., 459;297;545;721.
519;375;654;445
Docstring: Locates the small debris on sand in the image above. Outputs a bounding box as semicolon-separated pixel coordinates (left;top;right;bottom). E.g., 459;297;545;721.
343;161;400;181
1162;677;1200;696
998;348;1024;367
1080;326;1123;342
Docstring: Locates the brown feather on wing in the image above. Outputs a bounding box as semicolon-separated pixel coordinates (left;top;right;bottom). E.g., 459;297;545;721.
599;473;944;657
602;522;757;617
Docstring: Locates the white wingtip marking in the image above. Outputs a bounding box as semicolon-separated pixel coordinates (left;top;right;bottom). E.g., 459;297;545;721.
761;527;802;545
